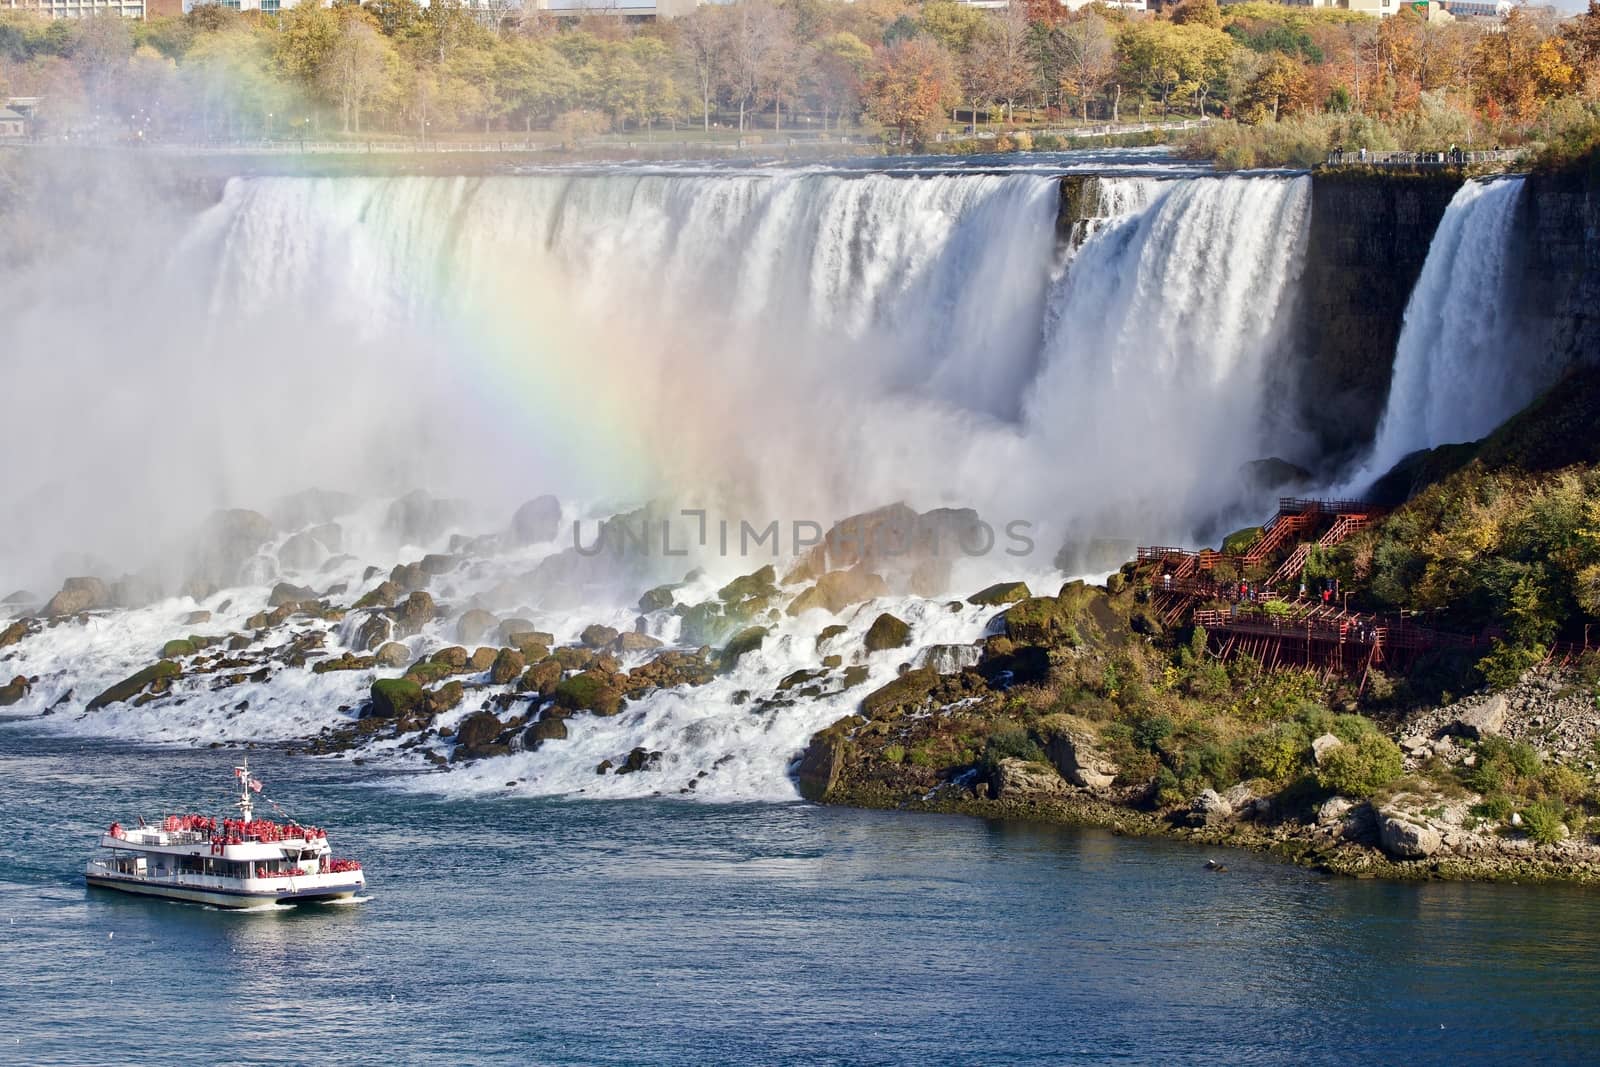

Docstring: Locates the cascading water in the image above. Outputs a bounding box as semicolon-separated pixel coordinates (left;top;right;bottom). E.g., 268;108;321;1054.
1363;178;1536;475
1;163;1328;801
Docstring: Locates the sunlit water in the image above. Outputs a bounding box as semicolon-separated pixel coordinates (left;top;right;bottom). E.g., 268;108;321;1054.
3;727;1599;1064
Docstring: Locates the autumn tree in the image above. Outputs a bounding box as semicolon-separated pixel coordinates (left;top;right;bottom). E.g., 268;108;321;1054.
1059;12;1115;121
321;14;398;133
675;2;730;131
865;35;958;147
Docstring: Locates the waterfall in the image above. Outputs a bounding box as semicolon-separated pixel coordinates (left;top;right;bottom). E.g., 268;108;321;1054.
1365;178;1534;474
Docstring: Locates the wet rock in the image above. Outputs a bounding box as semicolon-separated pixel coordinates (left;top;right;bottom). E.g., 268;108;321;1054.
1449;695;1508;740
967;581;1031;607
354;581;402;610
581;624;619;649
2;619;38;648
181;610;212;626
638;585;677;613
863;613;911;653
312;652;376;674
816;624;848;648
369;678;425;719
276;532;326;572
1377;806;1442;859
523;716;569;749
355;613;394;652
374;642;411;669
719;566;778;605
596;760;614;775
787;568;889;616
554;670;624;715
88;660;180;710
419;554;456;577
0;675;31;706
430;646;471;670
42;576;109;617
467;647;496;671
490;648;526;686
611;631;663;655
796;722;853;801
498;620;544;646
456;609;498;645
268;582;317;608
390;562;430;593
860;667;937;719
452;710;506;760
617;747;662;775
520;658;564;697
511;495;562;545
992;758;1068;799
393;592;436;638
428;681;465;715
718;626;768;671
160;638;197;658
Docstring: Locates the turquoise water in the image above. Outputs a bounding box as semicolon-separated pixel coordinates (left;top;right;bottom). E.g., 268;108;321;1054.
3;726;1599;1065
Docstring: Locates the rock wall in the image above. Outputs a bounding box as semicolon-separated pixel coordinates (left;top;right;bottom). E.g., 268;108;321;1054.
1290;170;1465;461
1519;163;1600;370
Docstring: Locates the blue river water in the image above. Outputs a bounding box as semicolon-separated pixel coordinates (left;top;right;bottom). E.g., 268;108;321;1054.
3;724;1599;1066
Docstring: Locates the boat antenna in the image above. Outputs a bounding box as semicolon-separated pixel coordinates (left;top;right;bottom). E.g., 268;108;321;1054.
233;757;258;822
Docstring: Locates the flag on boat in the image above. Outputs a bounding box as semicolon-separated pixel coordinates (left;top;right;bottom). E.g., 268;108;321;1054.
249;779;263;793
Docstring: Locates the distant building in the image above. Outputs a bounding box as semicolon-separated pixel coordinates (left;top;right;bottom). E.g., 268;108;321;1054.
1443;0;1512;23
0;107;26;139
0;0;148;17
1243;0;1453;15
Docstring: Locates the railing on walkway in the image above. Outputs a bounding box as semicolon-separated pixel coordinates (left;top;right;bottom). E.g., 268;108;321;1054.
1324;148;1525;167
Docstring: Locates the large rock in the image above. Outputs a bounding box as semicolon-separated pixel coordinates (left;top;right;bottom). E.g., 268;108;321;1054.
456;609;498;645
276;532;326;572
581;624;619;649
796;727;849;802
638;585;677;613
1377;806;1443;859
0;619;35;648
354;612;394;652
393;592;436;638
991;758;1068;799
860;667;938;720
1311;733;1344;765
1449;695;1508;740
718;626;768;671
454;710;502;749
1040;720;1118;789
553;670;624;715
87;660;180;710
42;576;109;617
1188;788;1233;827
0;675;31;706
967;581;1031;607
267;582;316;608
611;631;664;654
863;613;910;653
390;562;431;593
523;715;569;749
489;648;526;685
374;642;411;669
354;580;402;610
511;495;562;545
786;567;889;616
369;678;426;719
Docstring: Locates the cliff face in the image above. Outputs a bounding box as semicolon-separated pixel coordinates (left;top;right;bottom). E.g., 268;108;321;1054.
1290;171;1464;461
1519;165;1600;369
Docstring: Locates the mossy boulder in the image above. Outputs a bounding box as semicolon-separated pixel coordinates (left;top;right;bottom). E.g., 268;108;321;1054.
87;660;180;710
863;613;911;653
429;646;470;670
404;661;455;686
786;568;889;616
354;581;401;610
718;566;778;604
580;624;620;649
795;717;858;802
160;638;197;658
469;646;498;671
312;652;376;674
966;581;1031;607
370;678;426;719
554;670;624;716
859;667;938;720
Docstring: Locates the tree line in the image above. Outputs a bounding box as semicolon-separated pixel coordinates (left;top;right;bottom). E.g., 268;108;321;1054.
0;0;1595;150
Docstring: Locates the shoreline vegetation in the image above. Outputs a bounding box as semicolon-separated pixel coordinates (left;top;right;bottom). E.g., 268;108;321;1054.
2;0;1598;170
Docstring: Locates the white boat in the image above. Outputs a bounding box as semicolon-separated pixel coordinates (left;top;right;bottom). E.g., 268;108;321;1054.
85;757;366;909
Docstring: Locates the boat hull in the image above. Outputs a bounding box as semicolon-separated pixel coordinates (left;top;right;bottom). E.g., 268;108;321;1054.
86;873;363;909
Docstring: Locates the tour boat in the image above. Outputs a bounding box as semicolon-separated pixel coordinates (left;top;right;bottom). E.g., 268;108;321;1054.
85;758;366;909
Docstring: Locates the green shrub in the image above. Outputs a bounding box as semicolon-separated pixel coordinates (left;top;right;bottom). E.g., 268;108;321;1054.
1478;639;1546;690
1153;765;1184;807
1241;722;1308;781
1186;741;1242;788
883;744;906;765
1131;713;1175;752
1471;792;1516;821
1314;732;1404;797
1522;800;1567;846
980;726;1044;771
